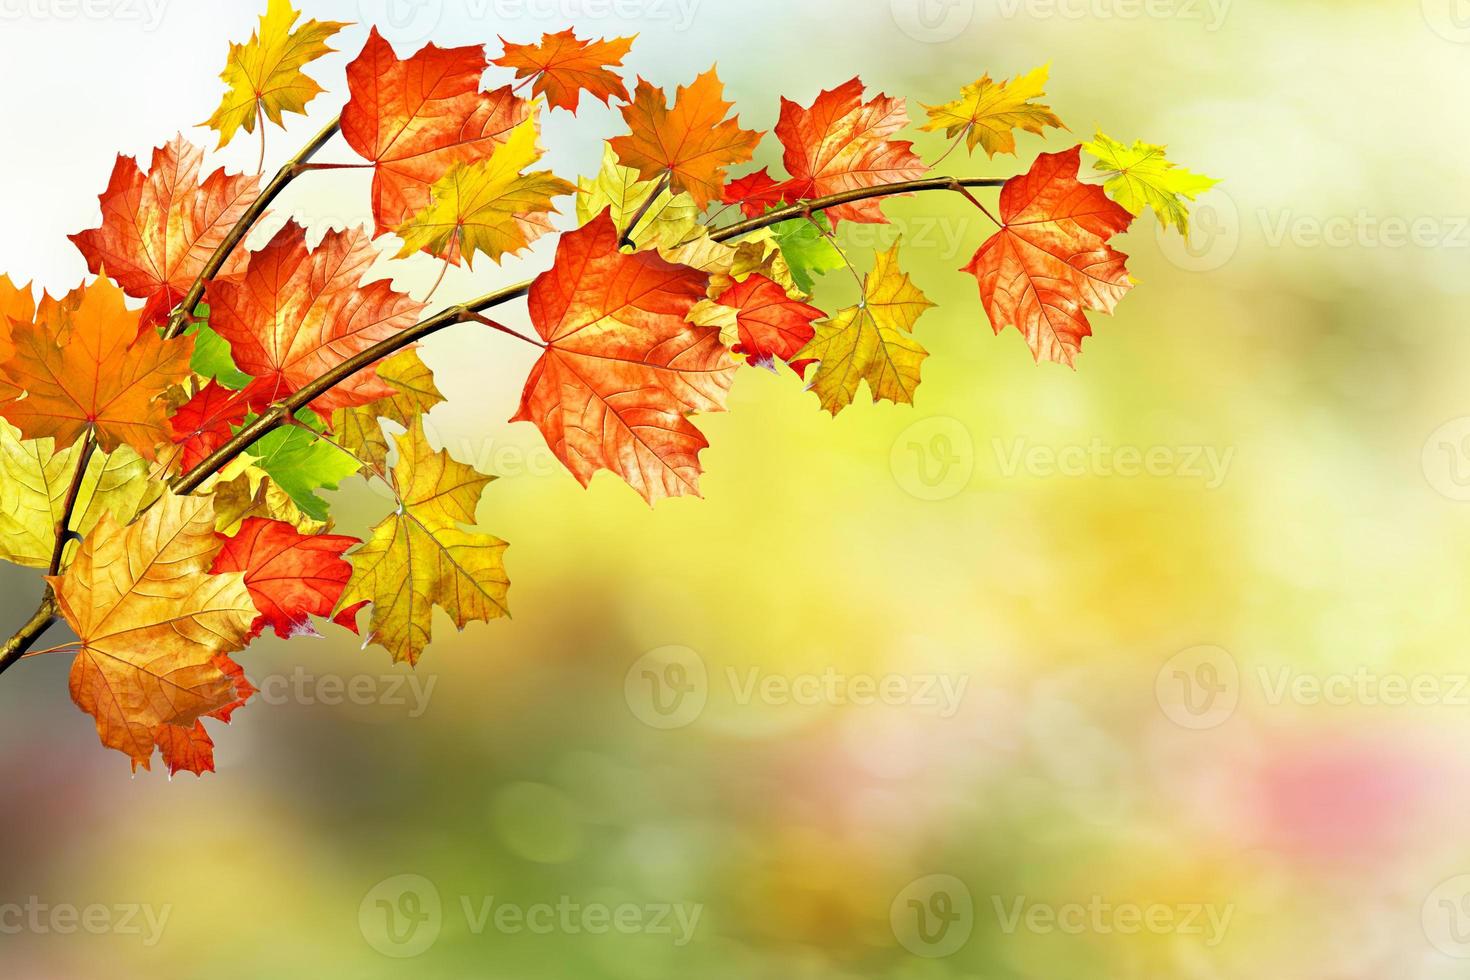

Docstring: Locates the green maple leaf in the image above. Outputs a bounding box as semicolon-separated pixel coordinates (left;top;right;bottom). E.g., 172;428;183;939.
185;306;253;390
771;214;845;293
250;411;357;520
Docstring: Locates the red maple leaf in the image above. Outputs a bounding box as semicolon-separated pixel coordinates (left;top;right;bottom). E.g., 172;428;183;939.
721;168;788;218
210;517;361;639
511;210;737;504
341;27;531;238
963;146;1134;366
713;275;822;374
168;381;250;471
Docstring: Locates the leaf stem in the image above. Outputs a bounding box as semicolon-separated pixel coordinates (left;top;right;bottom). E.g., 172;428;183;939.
163;114;344;340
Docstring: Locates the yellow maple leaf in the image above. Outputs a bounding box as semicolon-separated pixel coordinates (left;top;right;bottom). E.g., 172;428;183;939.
396;114;574;266
0;422;153;568
795;243;933;414
204;0;348;149
338;419;509;666
576;146;702;251
48;492;257;767
1083;131;1219;234
920;65;1064;158
330;348;446;476
210;462;329;536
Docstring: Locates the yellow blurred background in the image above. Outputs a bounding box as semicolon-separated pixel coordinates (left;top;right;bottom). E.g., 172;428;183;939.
4;0;1470;977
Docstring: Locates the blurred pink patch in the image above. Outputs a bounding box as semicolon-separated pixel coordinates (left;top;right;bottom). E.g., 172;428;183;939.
1251;734;1440;863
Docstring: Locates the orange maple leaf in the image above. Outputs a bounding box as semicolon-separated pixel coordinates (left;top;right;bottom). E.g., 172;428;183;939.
773;77;927;225
608;68;762;209
492;29;636;114
510;210;737;504
963;146;1134;367
0;275;38;403
341;27;531;238
0;277;193;458
206;221;425;415
69;136;261;330
152;654;256;777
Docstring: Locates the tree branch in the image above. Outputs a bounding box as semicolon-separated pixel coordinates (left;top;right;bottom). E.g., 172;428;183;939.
3;172;1010;671
163;115;344;340
0;429;98;676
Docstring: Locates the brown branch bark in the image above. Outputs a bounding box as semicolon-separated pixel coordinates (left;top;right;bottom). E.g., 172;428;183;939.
1;172;1011;672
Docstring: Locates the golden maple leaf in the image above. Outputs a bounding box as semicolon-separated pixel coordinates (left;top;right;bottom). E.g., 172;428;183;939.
330;348;446;476
204;0;348;148
920;65;1065;158
338;419;509;666
795;243;933;414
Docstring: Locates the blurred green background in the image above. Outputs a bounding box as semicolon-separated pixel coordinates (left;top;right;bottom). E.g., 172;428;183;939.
5;0;1470;977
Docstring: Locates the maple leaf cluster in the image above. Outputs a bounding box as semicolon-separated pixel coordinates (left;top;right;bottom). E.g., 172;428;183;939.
0;1;1216;774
